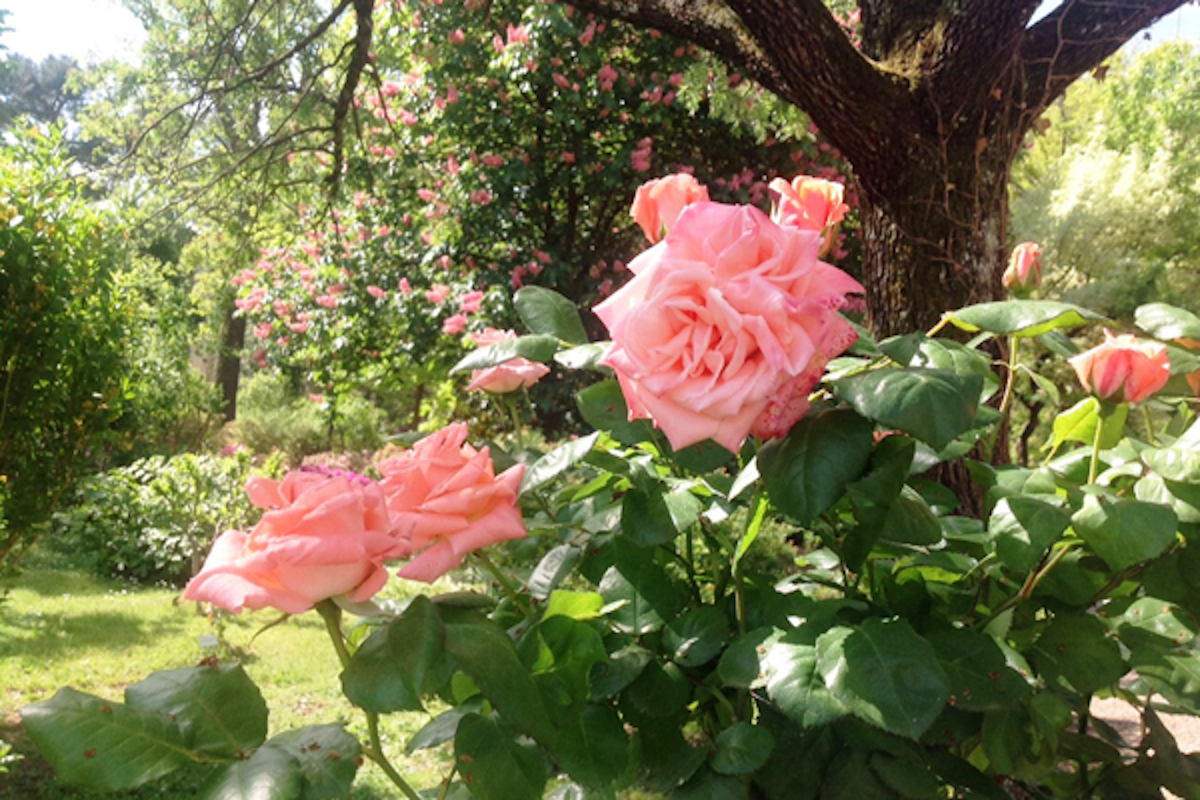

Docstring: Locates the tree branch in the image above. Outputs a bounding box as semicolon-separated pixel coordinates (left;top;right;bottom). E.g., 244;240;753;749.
1021;0;1189;111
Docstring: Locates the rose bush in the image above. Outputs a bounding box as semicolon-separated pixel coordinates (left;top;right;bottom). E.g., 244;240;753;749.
378;422;527;582
595;195;861;451
24;175;1200;800
182;469;403;614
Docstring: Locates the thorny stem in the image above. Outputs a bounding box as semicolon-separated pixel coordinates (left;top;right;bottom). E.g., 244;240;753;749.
984;335;1019;462
316;602;422;800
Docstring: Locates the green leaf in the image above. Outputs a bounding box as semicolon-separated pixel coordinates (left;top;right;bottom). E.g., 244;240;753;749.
123;664;267;758
451;334;560;373
1135;302;1200;341
816;619;950;739
1071;494;1179;572
1114;597;1197;649
626;659;691;717
1144;437;1200;485
718;627;774;689
554;342;609;371
598;560;681;635
981;708;1026;775
869;753;943;799
265;725;361;799
675;766;751;800
406;706;473;754
454;714;546;800
878;485;944;546
196;744;302;800
986;496;1071;573
589;644;652;698
576;380;656;445
341;596;444;713
1030;612;1126;694
833;368;981;450
552;704;631;789
762;632;848;729
664;605;731;667
21;687;192;791
710;722;775;775
514;285;589;344
925;629;1031;712
527;544;582;600
759;408;874;524
544;590;605;620
622;485;680;546
946;300;1106;338
442;611;556;744
521;432;600;493
522;616;607;713
1047;397;1128;452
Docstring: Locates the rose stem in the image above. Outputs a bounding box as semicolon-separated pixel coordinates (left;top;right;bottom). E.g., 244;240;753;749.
473;549;533;617
316;601;423;800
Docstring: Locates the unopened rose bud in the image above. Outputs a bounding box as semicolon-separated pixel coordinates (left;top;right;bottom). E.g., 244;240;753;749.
1003;242;1042;295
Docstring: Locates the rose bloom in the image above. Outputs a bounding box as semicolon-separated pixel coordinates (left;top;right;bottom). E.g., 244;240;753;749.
769;175;849;235
183;470;404;614
1003;242;1042;294
630;173;710;243
378;423;527;582
595;201;862;452
465;328;551;393
1069;330;1171;404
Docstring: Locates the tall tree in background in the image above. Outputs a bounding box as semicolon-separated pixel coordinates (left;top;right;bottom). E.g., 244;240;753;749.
562;0;1188;334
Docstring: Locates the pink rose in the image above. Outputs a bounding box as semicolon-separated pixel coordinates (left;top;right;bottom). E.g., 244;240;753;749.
595;202;861;452
378;424;527;582
768;175;849;256
1069;330;1171;404
630;173;710;243
465;328;551;393
183;470;403;614
1003;242;1042;294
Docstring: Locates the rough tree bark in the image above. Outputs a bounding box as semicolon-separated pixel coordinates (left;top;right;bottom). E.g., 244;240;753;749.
563;0;1188;335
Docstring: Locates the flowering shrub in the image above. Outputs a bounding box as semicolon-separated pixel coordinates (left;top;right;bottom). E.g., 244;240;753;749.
22;182;1200;800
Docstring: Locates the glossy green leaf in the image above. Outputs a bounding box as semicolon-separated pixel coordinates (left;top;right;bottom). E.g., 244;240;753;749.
527;544;582;600
1030;612;1126;695
196;744;302;800
451;333;560;372
759;408;874;524
341;595;444;713
521;432;600;493
544;590;605;620
576;380;655;445
598;560;680;635
123;664;267;758
664;605;730;667
1135;302;1200;341
553;704;631;789
1114;597;1197;649
762;632;848;729
622;485;680;546
981;708;1026;775
1071;494;1179;572
626;659;690;717
870;753;943;799
514;285;589;344
946;300;1106;337
878;485;943;546
710;722;775;775
925;628;1031;712
833;368;981;450
1047;397;1128;451
675;766;751;800
589;644;652;698
816;619;950;740
718;627;773;689
1144;436;1200;485
454;714;546;800
21;687;191;791
554;342;609;370
265;724;361;798
986;496;1071;573
523;616;607;713
406;706;472;754
442;611;556;744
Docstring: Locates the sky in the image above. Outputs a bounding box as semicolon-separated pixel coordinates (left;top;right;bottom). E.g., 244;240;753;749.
0;0;1198;65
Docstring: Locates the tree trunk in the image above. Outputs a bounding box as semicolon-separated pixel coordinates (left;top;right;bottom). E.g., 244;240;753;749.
218;304;246;422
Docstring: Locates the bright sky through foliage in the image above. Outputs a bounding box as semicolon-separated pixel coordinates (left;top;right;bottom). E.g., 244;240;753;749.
0;0;1196;66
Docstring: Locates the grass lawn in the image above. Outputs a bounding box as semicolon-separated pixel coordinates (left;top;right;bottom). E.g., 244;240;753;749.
0;550;457;799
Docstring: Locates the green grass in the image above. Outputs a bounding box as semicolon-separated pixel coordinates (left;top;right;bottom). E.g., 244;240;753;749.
0;557;459;799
